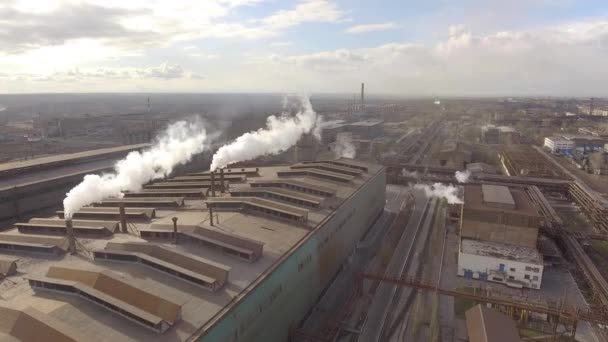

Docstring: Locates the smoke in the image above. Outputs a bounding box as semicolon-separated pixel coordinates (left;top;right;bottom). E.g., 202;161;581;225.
455;169;471;183
63;119;211;218
434;100;441;105
334;133;356;159
414;183;463;204
210;95;322;171
401;168;419;179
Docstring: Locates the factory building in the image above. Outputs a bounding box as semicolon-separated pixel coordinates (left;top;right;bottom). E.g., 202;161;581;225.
434;141;472;168
481;125;519;145
320;119;384;143
458;184;544;289
348;119;384;140
545;134;608;153
544;136;575;154
0;158;385;342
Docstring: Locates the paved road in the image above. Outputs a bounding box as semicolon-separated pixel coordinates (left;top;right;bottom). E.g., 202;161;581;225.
358;189;431;342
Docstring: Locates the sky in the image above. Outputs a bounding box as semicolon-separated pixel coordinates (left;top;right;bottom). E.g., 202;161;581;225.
0;0;607;96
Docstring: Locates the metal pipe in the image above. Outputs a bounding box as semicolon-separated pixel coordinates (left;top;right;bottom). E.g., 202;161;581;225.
172;217;179;244
220;168;225;193
119;201;128;233
210;171;216;197
65;218;76;255
209;206;214;226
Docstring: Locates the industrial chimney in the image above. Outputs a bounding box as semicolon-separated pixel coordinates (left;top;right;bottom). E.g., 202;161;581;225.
360;83;365;104
119;202;128;233
172;217;179;244
210;171;216;197
220;168;225;193
65;219;77;255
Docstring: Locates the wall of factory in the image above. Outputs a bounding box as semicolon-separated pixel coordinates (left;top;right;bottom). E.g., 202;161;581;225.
458;249;543;289
198;168;386;342
0;173;104;227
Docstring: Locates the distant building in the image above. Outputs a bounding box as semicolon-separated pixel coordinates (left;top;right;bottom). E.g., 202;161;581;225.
589;152;608;175
579;127;608;137
544;136;575;154
578;105;608;116
545;134;607;153
481;125;519;144
466;162;497;175
435;141;472;168
320;120;348;144
348;119;383;140
481;125;500;144
458;184;544;289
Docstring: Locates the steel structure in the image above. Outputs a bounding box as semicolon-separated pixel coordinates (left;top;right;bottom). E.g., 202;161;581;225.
357;274;608;339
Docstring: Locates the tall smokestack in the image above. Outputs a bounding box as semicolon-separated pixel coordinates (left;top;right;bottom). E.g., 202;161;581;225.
220;168;225;193
210;171;216;197
119;202;128;233
172;217;179;244
361;83;365;104
65;219;76;255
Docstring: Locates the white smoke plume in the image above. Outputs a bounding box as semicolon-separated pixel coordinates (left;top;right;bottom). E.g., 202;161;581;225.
334;133;356;159
455;169;471;183
414;183;463;204
63;119;211;218
210;95;322;171
401;168;419;179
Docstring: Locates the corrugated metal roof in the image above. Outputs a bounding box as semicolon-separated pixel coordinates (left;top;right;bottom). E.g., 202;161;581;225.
481;184;515;206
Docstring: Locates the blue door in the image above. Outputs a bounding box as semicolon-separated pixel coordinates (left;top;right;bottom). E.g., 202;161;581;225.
479;272;488;280
464;270;473;279
499;264;505;272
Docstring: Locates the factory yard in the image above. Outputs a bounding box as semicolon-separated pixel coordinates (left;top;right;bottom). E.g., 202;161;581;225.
1;95;608;342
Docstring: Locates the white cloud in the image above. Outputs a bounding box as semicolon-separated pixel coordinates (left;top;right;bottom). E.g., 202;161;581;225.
0;62;202;82
269;41;293;47
265;20;608;96
262;0;343;29
345;22;401;34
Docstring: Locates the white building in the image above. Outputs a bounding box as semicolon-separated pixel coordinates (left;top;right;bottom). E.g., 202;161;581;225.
458;238;544;289
544;136;574;154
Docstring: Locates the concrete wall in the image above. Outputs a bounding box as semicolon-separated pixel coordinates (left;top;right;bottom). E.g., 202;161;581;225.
196;168;386;342
458;250;543;289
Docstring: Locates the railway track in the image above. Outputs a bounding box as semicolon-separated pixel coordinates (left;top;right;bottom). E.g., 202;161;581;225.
357;194;433;342
564;235;608;306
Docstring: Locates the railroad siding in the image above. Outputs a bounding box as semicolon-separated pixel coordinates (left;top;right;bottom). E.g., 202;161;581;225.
198;169;386;342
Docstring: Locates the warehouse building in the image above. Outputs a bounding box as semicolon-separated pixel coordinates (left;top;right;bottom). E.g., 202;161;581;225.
0;158;385;342
545;134;608;153
544;136;575;154
458;184;544;289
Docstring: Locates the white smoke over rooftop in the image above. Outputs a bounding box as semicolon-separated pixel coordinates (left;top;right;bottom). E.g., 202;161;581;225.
455;169;471;183
414;183;463;204
63;119;211;218
334;132;356;159
210;95;322;171
401;168;419;179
